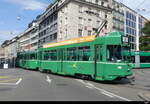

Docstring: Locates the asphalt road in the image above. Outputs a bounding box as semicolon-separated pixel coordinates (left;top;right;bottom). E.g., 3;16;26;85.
0;68;148;101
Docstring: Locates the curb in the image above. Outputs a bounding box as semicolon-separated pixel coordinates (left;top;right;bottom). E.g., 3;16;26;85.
138;92;150;101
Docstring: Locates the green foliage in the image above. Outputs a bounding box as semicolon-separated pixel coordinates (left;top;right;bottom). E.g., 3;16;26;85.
142;22;150;36
140;36;150;51
140;22;150;51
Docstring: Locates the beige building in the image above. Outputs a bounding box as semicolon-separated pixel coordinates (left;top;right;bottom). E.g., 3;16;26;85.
18;21;39;52
0;47;5;59
38;0;113;47
57;0;113;41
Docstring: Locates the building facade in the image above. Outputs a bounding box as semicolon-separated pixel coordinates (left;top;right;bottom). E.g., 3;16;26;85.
123;5;143;51
18;21;39;52
38;0;113;48
112;0;124;33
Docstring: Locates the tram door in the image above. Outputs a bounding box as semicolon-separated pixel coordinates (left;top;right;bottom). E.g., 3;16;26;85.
95;45;103;79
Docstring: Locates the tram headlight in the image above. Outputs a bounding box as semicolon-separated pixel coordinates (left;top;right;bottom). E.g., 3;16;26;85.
117;66;122;69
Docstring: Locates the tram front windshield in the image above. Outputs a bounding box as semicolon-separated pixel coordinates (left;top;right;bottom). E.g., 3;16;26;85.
107;45;130;63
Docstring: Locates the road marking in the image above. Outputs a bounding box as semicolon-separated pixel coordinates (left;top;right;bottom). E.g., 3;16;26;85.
16;78;22;85
0;78;20;83
0;76;10;79
93;85;131;101
85;85;94;89
76;79;131;101
46;76;52;84
101;92;114;98
86;82;95;87
76;79;87;84
0;78;22;85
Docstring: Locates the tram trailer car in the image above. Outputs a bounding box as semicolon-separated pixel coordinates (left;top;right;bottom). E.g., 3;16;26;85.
17;32;133;81
16;51;39;70
130;52;150;68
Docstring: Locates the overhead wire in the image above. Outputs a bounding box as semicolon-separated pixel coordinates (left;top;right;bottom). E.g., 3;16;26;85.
135;0;147;10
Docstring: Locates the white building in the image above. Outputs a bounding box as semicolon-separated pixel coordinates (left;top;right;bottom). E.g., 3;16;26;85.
38;0;113;47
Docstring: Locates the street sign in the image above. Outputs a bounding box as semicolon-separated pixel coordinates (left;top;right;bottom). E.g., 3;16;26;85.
3;64;8;69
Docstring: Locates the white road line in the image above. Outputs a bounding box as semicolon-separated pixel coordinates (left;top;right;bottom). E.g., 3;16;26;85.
16;78;22;85
76;79;131;101
85;85;94;89
0;78;22;86
76;79;87;85
101;92;114;98
86;82;95;87
93;87;131;101
46;76;52;84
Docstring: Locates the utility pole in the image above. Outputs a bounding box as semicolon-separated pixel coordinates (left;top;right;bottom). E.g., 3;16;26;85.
135;14;140;68
135;8;146;68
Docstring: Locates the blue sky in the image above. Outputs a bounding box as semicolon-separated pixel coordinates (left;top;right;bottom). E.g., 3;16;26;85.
0;0;51;44
0;0;150;44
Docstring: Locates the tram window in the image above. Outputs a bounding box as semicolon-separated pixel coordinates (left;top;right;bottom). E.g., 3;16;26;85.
44;50;57;61
66;46;90;61
50;50;57;61
107;45;122;62
79;46;90;61
140;56;150;63
30;54;36;60
44;51;50;60
96;45;102;61
67;48;77;61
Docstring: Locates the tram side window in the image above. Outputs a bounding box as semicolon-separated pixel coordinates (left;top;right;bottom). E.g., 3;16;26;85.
25;54;29;60
78;46;90;61
96;45;103;61
66;46;90;61
67;48;77;61
50;50;57;61
140;56;150;63
44;50;57;61
30;54;36;60
44;51;50;60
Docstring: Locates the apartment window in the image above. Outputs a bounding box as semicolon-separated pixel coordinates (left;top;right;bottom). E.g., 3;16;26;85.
88;19;92;25
95;0;99;4
101;2;104;6
79;6;83;13
88;30;92;36
79;17;83;25
78;29;83;37
105;14;107;19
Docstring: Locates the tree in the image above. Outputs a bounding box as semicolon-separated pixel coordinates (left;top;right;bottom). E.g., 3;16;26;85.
140;21;150;51
142;22;150;35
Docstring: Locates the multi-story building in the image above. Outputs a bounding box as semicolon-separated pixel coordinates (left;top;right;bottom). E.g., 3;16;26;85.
123;5;143;51
38;2;58;48
7;37;19;68
38;0;113;48
1;40;10;65
112;0;124;32
0;47;5;68
18;20;39;52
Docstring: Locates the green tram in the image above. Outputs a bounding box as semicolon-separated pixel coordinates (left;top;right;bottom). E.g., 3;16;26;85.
16;51;39;70
130;51;150;68
16;32;133;81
